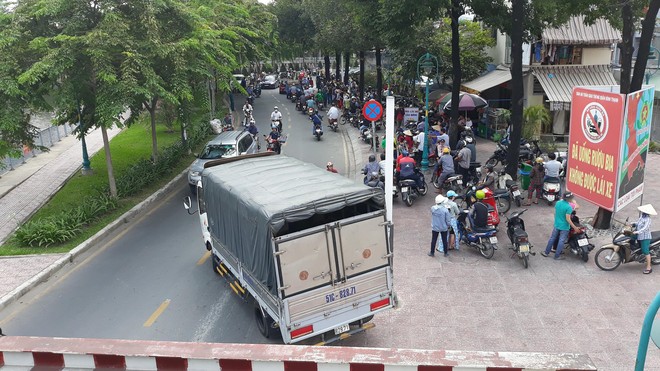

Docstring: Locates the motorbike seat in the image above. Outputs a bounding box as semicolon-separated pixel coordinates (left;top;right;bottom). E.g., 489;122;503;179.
399;179;417;187
446;174;461;182
505;180;517;188
513;228;528;238
545;177;561;183
473;226;497;234
470;162;481;168
494;189;508;196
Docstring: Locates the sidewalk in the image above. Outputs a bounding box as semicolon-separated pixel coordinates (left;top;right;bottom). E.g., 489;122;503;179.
0;126;121;306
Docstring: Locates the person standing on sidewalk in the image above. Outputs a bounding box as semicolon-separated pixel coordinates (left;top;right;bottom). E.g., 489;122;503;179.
634;204;656;274
524;158;545;206
541;192;580;260
430;195;452;257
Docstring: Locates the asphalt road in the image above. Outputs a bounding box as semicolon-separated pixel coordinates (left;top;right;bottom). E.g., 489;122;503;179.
0;88;357;344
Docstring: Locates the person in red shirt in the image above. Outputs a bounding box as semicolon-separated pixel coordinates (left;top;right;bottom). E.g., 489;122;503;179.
326;161;339;173
397;150;423;189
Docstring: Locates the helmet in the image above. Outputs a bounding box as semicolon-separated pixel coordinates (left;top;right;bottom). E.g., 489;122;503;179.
435;195;447;204
274;106;278;110
535;157;544;163
369;154;376;162
475;190;486;200
442;147;450;154
446;190;457;198
401;149;409;157
327;161;333;167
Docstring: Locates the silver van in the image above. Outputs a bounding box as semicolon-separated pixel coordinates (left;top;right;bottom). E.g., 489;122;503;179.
188;131;258;192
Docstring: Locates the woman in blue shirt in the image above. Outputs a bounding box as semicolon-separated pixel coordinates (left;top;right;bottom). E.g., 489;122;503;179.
635;204;657;274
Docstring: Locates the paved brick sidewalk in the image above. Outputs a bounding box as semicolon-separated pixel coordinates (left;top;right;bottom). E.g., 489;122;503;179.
342;135;660;370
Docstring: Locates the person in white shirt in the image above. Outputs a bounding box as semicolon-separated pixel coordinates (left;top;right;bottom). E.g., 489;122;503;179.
465;117;473;130
327;103;340;127
413;131;425;164
270;106;283;132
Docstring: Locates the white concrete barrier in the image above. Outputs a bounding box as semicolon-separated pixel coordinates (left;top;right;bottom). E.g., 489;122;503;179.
0;336;597;370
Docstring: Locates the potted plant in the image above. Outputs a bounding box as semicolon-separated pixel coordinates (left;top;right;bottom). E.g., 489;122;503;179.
522;105;550;141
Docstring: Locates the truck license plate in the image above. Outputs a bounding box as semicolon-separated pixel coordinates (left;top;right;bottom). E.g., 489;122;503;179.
334;324;350;335
489;236;498;244
513;190;521;197
519;244;530;253
401;186;409;192
578;238;589;247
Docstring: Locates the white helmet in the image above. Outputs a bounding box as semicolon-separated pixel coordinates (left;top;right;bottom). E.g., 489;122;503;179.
274;106;278;110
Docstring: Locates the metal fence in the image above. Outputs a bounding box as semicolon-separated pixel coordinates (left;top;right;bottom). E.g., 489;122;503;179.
0;124;76;177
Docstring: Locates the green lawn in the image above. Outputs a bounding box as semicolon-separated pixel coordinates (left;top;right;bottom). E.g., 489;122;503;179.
0;115;212;256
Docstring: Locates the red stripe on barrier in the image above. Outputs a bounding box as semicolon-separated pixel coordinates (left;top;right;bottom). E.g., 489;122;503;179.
350;364;384;371
93;354;126;369
284;361;318;371
0;351;4;367
419;366;453;371
220;359;252;371
155;356;188;370
33;352;65;369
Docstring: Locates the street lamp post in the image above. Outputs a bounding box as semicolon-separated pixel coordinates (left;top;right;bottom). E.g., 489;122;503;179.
417;52;439;171
645;46;660;84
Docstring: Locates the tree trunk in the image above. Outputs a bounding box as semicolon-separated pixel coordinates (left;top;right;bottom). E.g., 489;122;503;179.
324;54;331;81
344;52;350;85
631;0;660;90
448;0;463;148
208;75;216;121
375;48;383;101
505;0;524;181
593;0;635;229
335;51;341;81
147;97;159;162
359;51;365;101
101;125;117;198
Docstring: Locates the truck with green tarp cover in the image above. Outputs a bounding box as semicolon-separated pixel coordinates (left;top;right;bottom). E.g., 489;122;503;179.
185;153;395;344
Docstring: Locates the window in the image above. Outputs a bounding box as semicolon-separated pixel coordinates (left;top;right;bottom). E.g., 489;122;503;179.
197;185;206;214
200;144;235;159
238;135;253;153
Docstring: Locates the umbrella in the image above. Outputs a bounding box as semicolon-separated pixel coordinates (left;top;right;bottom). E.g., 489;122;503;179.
434;92;456;107
428;89;450;102
443;93;488;111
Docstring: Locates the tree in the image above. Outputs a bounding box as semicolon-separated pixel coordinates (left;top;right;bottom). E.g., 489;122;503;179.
522;105;551;141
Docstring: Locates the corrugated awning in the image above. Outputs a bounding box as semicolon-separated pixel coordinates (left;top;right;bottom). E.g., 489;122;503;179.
531;65;617;111
461;67;512;94
542;15;621;45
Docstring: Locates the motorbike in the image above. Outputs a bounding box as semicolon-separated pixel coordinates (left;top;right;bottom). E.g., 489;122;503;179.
295;97;303;111
497;170;523;207
456;186;502;227
362;171;385;190
397;170;427;207
314;124;323;141
486;141;537;168
542;177;561;205
431;168;464;192
222;122;234;132
456;210;499;259
328;118;339;132
505;209;533;268
253;85;261;98
464;162;482;186
552;211;594;262
595;220;660;271
263;135;285;154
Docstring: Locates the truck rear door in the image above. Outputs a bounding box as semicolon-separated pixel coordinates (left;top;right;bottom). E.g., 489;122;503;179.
335;212;391;280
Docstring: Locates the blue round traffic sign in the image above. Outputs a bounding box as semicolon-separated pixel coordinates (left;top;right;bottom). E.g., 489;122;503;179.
362;99;383;122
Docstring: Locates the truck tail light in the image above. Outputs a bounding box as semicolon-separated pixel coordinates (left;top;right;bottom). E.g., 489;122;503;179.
290;325;314;339
370;298;390;311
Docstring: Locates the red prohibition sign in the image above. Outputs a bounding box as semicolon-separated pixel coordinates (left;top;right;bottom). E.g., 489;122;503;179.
362;99;383;122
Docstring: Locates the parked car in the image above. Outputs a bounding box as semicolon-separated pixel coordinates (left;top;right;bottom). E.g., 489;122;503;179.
187;131;258;193
260;75;278;89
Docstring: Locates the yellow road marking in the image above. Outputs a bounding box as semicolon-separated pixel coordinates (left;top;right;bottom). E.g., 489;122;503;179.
143;299;171;327
196;251;211;266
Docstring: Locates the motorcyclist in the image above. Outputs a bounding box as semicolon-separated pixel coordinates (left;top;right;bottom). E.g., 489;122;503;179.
349;96;360;115
247;119;259;137
469;189;490;230
310;111;323;135
397;150;424;190
362;154;380;185
477;164;496;190
270;106;283;132
223;112;233;128
327;103;340;126
365;171;385;190
267;127;281;154
306;95;317;113
431;147;453;187
326;161;339;173
544;152;562;181
242;100;253;126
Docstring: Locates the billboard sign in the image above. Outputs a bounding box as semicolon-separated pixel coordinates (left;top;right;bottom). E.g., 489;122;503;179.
567;87;625;211
404;107;419;123
615;86;654;211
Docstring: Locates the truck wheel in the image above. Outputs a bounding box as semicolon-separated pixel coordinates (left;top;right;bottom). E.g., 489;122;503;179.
350;315;374;327
255;304;275;338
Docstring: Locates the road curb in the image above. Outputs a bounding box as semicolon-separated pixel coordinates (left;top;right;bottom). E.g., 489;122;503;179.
0;168;189;312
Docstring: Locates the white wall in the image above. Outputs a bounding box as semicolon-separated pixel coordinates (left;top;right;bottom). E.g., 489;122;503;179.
581;47;613;65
